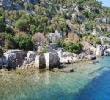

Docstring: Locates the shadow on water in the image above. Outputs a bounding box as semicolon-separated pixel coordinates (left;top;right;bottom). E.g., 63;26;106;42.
74;70;110;100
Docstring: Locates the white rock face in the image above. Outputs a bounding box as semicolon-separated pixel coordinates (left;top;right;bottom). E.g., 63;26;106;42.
57;50;78;64
44;53;49;69
86;55;96;60
92;28;97;35
106;48;110;52
72;13;77;20
35;55;40;68
48;30;62;43
104;48;110;56
60;56;73;64
74;6;79;13
96;45;104;57
26;51;36;63
83;42;96;54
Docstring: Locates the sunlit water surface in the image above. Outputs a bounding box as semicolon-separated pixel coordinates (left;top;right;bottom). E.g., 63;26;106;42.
0;57;110;100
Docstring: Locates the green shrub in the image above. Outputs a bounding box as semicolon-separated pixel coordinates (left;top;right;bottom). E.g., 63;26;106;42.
64;42;83;54
0;15;6;32
83;35;101;45
15;19;29;32
105;32;110;38
58;40;83;54
5;34;16;49
14;36;33;51
4;34;34;50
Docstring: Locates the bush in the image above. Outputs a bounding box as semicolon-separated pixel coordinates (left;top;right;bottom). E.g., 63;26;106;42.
4;34;34;50
64;42;83;54
105;32;110;38
0;15;6;32
51;16;68;32
32;33;46;46
14;36;33;51
5;34;16;49
5;27;14;35
5;39;16;49
58;40;83;54
83;35;101;45
0;33;5;46
15;19;29;32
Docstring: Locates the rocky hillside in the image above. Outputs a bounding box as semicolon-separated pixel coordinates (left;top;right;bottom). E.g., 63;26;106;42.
0;0;110;53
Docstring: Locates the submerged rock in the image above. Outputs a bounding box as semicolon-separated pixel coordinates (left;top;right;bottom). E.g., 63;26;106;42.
60;68;74;73
52;68;59;72
92;60;99;64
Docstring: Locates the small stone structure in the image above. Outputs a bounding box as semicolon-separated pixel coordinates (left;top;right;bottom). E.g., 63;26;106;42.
35;52;60;70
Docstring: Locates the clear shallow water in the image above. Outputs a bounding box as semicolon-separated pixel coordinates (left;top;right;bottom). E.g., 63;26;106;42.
0;57;110;100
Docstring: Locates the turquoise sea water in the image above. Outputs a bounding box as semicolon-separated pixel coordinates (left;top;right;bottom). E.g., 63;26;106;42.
0;57;110;100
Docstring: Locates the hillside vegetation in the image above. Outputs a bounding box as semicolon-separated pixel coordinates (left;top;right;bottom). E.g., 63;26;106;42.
0;0;110;53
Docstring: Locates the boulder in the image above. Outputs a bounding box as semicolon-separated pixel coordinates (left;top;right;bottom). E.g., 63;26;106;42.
96;45;104;57
57;50;78;64
104;48;110;56
60;56;73;64
4;50;26;69
26;51;36;63
82;41;96;55
57;50;73;64
52;68;59;72
60;68;74;73
86;55;96;60
48;30;62;43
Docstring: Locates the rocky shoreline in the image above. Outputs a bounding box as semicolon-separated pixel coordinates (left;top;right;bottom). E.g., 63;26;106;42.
0;44;110;72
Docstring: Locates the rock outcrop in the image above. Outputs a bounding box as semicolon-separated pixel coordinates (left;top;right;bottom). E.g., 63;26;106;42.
4;50;26;69
26;51;36;63
85;55;96;60
57;50;79;64
104;48;110;56
96;45;104;57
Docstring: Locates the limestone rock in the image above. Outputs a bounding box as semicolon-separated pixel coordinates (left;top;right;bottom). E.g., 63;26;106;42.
86;55;96;60
104;48;110;56
96;45;104;57
26;51;36;63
